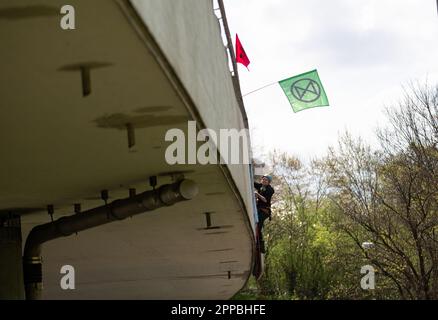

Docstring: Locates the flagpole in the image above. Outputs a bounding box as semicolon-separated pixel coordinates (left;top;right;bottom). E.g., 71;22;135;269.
242;81;278;97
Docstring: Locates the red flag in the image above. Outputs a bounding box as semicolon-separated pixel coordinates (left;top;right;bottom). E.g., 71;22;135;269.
235;34;250;69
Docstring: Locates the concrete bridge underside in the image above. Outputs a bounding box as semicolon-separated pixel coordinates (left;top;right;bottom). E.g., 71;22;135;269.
0;0;255;299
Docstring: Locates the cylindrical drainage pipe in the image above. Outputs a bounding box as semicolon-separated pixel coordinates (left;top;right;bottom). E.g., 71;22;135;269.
23;179;198;300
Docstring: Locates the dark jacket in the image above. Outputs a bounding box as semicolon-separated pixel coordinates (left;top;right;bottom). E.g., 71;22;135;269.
254;182;274;210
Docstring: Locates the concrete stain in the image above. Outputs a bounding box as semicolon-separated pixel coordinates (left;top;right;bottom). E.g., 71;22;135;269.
134;106;174;114
93;113;187;130
58;62;113;71
0;5;59;20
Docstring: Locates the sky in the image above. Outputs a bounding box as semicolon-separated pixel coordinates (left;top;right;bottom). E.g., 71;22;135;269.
224;0;438;161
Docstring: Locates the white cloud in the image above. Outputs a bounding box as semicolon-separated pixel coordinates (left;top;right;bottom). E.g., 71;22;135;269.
225;0;438;160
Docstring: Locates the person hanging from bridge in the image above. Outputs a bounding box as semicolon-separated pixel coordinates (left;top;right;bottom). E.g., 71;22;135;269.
254;174;274;253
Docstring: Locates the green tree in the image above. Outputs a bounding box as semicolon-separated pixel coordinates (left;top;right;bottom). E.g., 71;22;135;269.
324;84;437;299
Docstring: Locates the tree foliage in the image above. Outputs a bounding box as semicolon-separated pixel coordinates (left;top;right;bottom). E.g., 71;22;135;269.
237;83;437;300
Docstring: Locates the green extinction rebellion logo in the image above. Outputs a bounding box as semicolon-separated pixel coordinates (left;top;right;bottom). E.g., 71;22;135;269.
290;78;321;103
